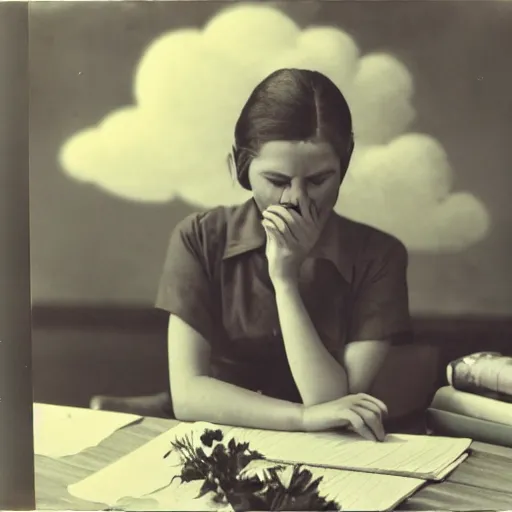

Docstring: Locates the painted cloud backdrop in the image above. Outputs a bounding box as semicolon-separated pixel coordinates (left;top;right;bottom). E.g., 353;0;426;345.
59;4;490;252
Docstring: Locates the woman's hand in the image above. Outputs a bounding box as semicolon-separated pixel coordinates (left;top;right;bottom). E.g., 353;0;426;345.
301;393;388;441
261;196;327;283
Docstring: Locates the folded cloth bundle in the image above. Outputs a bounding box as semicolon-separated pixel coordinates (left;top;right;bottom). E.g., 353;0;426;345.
447;352;512;402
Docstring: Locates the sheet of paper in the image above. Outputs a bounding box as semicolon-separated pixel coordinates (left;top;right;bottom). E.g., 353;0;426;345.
434;452;468;480
238;459;425;512
33;402;142;458
68;422;196;505
221;424;472;480
136;463;424;512
101;479;235;511
68;422;425;512
309;467;423;512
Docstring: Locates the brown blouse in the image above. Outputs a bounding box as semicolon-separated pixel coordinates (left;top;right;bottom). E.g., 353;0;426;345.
156;198;412;402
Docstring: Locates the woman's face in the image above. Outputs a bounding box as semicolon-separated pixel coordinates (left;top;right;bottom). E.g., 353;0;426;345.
248;140;342;226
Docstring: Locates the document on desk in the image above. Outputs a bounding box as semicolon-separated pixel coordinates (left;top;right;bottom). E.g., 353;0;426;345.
145;462;425;512
33;402;141;458
68;422;425;512
221;423;472;481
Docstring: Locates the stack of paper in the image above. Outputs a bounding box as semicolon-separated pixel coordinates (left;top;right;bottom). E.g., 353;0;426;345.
221;423;472;481
68;421;472;511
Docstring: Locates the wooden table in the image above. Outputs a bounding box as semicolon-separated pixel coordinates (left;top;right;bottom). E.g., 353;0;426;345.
35;413;512;511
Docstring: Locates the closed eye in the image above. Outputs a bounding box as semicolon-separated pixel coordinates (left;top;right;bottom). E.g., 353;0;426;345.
266;178;289;187
307;177;328;186
308;169;336;186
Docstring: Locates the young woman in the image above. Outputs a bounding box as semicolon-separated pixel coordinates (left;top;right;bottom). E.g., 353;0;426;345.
153;68;412;442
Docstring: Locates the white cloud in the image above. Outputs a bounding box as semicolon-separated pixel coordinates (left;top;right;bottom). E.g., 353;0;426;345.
340;134;490;252
59;3;490;252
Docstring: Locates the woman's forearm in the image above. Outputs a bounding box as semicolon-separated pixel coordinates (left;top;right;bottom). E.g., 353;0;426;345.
273;279;349;406
173;375;304;431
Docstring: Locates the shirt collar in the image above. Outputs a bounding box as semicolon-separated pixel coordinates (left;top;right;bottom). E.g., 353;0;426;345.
222;198;354;283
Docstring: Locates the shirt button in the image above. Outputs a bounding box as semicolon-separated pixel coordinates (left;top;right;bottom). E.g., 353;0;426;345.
257;390;262;394
272;328;279;337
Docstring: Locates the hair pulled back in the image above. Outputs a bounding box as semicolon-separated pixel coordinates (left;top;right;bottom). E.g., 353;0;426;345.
232;68;354;190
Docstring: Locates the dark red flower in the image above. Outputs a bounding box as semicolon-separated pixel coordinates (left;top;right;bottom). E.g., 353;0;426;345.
200;428;224;447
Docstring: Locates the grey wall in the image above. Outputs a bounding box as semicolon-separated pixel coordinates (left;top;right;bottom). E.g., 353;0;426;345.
29;1;512;316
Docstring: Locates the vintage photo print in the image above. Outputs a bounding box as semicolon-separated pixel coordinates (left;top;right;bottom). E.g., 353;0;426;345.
28;1;512;511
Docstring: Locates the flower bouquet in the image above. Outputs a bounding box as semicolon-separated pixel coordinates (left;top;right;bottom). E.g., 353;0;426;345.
162;427;341;511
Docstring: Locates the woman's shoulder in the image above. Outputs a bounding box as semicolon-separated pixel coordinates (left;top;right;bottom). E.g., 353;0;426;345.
334;214;407;259
172;204;240;247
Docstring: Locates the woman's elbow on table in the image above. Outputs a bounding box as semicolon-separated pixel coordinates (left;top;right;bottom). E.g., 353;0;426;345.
172;387;199;422
167;315;213;421
171;374;216;422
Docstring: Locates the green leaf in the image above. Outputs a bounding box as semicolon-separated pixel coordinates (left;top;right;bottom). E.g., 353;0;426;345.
228;437;237;454
304;475;323;496
196;478;217;499
250;449;264;459
180;461;205;482
196;446;208;460
228;489;268;511
211;443;229;473
288;465;314;495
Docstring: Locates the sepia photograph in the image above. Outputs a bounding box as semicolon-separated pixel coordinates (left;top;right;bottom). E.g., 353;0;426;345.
28;1;512;510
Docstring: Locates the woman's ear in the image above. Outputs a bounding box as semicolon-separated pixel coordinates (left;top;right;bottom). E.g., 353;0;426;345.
230;144;252;190
339;134;355;176
227;149;237;184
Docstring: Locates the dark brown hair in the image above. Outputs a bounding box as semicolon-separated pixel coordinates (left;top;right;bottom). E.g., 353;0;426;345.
233;68;354;190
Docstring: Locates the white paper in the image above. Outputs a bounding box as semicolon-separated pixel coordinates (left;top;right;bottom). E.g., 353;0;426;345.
69;422;425;512
68;422;199;504
239;459;425;512
136;462;424;512
434;452;468;480
105;479;235;511
33;402;142;457
222;424;472;480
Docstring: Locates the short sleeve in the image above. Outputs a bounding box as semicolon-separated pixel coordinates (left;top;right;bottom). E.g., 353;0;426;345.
155;214;217;344
348;237;413;345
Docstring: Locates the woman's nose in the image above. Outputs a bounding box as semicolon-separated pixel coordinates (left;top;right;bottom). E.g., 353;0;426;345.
280;181;306;206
